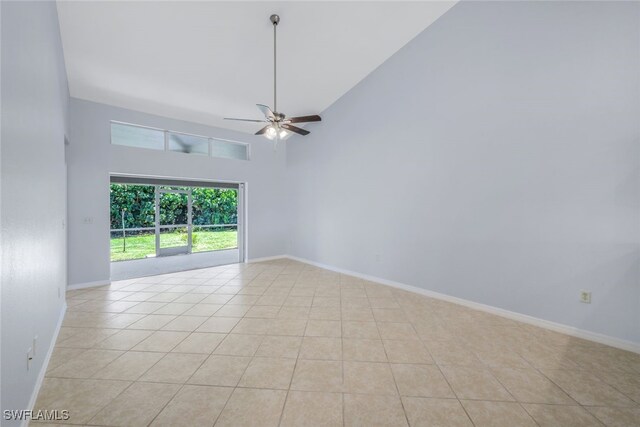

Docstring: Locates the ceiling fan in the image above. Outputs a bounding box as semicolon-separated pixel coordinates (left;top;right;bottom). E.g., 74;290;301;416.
224;14;321;144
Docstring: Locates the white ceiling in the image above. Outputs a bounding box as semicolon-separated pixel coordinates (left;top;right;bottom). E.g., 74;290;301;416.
57;1;456;133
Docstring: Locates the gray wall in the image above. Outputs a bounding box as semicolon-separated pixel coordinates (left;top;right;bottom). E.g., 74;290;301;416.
287;1;640;344
68;99;287;286
1;1;69;421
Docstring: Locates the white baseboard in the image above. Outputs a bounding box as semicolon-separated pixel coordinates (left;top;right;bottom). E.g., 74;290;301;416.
24;301;67;427
285;255;640;354
246;255;287;263
67;279;111;290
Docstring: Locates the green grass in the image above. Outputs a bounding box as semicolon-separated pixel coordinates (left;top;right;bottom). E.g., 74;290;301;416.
110;230;238;262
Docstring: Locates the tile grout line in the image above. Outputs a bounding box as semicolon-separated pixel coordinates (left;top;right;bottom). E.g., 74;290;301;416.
276;268;305;427
415;322;477;427
372;288;412;427
484;365;541;426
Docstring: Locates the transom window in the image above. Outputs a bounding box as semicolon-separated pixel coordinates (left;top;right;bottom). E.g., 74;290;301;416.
111;121;250;161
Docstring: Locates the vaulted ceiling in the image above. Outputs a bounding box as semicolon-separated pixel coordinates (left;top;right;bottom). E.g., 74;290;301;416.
57;1;456;133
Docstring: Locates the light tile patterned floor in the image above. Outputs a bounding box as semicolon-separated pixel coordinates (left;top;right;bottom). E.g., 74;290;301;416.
35;259;640;426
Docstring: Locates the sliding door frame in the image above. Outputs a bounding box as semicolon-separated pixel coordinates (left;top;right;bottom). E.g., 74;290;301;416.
111;173;246;263
237;183;245;263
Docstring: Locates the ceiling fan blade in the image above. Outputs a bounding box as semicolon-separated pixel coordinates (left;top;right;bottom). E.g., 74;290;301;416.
282;124;310;136
224;117;266;123
287;115;322;124
256;104;275;120
255;126;271;135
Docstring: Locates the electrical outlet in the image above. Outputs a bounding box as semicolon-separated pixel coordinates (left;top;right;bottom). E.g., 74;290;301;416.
580;290;591;304
33;335;39;357
83;217;93;224
27;347;33;370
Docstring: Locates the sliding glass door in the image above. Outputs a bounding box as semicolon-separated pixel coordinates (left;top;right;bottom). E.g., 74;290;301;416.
110;179;242;263
110;184;156;261
156;188;191;256
192;187;238;253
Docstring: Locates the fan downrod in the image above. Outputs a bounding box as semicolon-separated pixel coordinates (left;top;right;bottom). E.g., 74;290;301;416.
222;12;321;141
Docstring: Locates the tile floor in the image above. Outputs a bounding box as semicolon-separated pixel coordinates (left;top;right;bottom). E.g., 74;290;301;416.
34;259;640;426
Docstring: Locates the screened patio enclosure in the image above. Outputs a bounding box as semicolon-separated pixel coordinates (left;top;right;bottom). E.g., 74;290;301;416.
110;176;244;270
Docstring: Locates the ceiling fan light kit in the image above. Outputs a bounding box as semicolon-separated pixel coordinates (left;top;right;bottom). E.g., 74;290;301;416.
224;14;322;149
